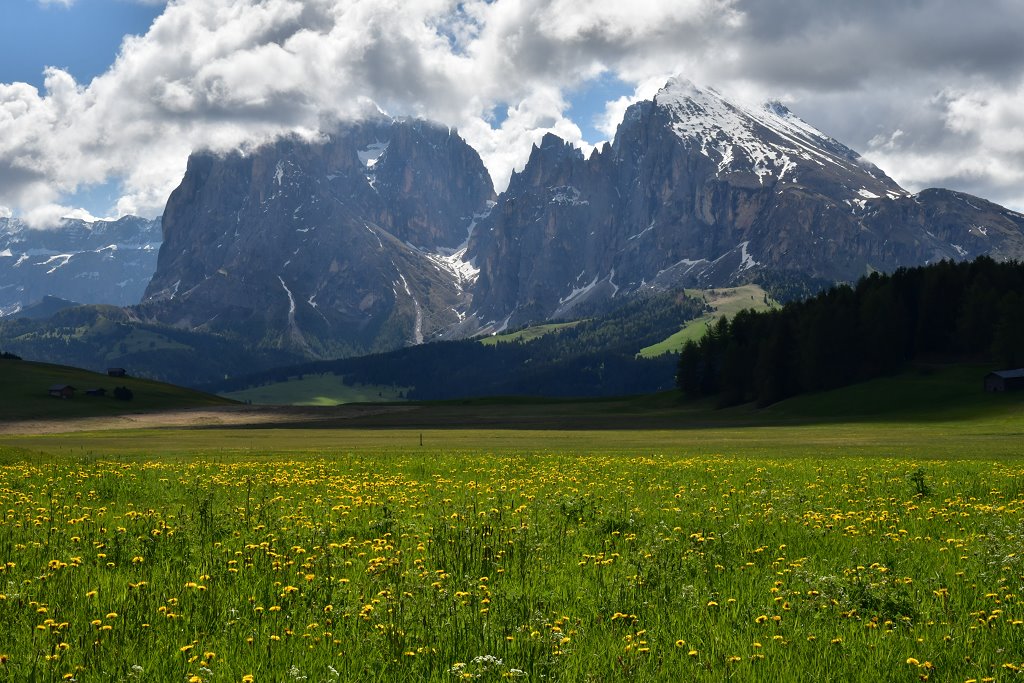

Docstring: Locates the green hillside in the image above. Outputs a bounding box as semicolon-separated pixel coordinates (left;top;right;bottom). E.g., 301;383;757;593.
639;284;778;357
210;291;703;402
0;358;236;421
221;372;409;406
479;321;582;345
0;304;301;388
761;363;1018;423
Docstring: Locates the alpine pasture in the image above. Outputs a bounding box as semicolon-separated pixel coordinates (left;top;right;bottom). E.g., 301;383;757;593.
1;416;1023;682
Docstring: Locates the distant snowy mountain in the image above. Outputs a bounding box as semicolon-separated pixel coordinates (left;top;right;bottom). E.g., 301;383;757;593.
0;215;161;317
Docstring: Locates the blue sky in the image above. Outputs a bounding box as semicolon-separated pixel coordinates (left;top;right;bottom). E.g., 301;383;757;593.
0;1;165;89
1;1;1023;223
0;0;168;219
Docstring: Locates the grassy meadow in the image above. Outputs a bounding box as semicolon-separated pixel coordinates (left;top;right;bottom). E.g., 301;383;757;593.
220;373;409;406
479;321;583;346
1;407;1024;682
638;285;778;358
0;364;1022;681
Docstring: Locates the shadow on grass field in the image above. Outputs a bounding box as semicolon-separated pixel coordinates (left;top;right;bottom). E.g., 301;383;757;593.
1;363;1022;461
0;358;234;421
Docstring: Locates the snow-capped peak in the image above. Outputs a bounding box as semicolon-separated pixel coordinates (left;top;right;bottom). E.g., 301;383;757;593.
651;77;899;193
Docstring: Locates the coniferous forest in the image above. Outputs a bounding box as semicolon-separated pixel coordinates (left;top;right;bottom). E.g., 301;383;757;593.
212;291;705;399
677;257;1024;406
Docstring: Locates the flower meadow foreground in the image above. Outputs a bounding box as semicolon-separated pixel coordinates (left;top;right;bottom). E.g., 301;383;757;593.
0;452;1023;681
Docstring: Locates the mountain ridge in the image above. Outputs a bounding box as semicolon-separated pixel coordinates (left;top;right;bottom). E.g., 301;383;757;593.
4;76;1024;387
0;215;161;317
460;78;1024;330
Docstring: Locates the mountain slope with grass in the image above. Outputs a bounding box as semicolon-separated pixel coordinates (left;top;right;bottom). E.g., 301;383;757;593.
211;290;705;402
639;284;778;357
0;357;235;422
677;256;1024;407
0;305;300;388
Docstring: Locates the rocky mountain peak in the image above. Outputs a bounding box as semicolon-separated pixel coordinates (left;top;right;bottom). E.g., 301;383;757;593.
462;75;1024;331
506;133;587;196
642;76;902;198
141;117;495;357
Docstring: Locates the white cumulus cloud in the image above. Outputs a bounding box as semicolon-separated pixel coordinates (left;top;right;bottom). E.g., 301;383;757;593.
1;0;1024;222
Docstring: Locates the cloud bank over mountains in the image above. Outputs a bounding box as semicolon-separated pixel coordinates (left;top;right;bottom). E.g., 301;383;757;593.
2;0;1023;225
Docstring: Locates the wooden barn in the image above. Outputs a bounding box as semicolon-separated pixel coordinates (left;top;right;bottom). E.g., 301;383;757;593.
48;384;76;399
984;369;1024;392
107;368;127;377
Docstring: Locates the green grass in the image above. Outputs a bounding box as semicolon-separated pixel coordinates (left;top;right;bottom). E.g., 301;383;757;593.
0;430;1023;681
479;320;582;345
639;285;778;357
107;328;193;361
282;363;1021;433
1;364;1023;680
3;356;1024;683
0;358;234;421
220;372;409;406
764;364;1006;422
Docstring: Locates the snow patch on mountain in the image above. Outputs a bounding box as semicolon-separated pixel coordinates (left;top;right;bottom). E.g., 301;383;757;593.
559;276;599;305
738;241;757;271
629;221;656;242
550;186;589;206
43;254;73;274
358;141;389;168
424;247;479;288
655;77;877;188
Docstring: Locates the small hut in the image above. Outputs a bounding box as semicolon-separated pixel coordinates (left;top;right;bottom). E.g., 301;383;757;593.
48;384;76;399
984;369;1024;392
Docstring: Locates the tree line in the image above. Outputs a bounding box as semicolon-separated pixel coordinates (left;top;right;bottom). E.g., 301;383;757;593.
677;256;1024;406
212;291;706;399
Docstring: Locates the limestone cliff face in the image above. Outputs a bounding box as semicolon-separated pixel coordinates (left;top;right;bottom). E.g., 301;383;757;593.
140;78;1024;352
141;118;494;357
465;79;1024;329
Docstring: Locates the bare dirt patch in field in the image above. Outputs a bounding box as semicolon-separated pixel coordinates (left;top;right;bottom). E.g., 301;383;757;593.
0;404;416;435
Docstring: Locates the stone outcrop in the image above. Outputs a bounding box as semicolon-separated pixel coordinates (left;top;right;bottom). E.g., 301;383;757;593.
141;117;494;357
464;79;1024;329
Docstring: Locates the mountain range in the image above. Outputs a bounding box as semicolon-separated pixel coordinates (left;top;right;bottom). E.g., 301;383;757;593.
4;76;1024;388
135;77;1024;357
0;215;160;317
